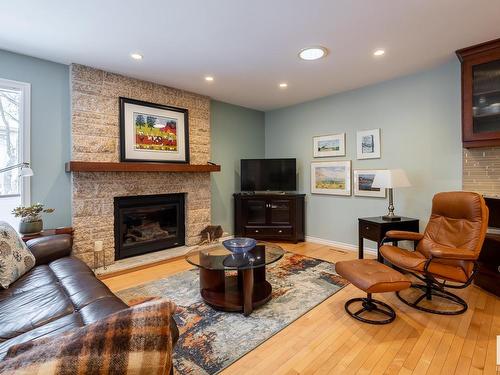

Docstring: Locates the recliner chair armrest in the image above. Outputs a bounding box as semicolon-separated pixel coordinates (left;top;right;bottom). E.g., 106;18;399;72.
26;234;73;265
385;230;424;241
429;246;477;260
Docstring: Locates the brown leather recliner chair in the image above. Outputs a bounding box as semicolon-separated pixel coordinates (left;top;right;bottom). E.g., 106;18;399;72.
379;191;489;315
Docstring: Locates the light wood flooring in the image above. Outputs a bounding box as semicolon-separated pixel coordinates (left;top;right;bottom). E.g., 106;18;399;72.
103;241;500;375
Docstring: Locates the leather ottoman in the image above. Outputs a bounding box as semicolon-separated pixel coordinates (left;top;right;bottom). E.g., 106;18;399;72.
336;259;411;324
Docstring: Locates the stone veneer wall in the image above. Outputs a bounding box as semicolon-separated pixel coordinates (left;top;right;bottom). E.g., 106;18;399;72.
70;64;211;266
463;147;500;197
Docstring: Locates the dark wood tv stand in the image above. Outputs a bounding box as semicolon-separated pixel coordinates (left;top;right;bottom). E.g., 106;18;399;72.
234;193;305;243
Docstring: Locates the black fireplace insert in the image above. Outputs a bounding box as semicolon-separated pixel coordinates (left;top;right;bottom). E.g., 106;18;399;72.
114;193;185;260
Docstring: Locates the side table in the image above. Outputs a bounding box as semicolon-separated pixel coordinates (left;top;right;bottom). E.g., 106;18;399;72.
358;217;419;262
21;227;73;242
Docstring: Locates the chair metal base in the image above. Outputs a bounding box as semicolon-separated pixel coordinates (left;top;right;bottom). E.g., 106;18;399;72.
396;283;468;315
344;294;396;325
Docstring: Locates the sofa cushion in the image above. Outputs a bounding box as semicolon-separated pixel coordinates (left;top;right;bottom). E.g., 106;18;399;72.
0;283;73;342
0;299;177;375
0;256;128;361
0;221;36;289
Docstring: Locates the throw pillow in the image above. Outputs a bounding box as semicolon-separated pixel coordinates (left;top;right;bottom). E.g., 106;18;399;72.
0;221;36;289
0;298;177;375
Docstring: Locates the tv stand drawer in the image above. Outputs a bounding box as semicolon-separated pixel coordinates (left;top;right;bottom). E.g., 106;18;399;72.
244;226;292;237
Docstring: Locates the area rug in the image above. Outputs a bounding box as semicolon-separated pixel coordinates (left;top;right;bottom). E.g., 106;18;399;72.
116;252;348;375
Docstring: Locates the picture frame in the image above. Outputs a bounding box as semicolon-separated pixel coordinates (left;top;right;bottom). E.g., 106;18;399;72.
353;169;387;198
313;133;346;157
119;97;189;163
356;128;381;159
311;161;351;196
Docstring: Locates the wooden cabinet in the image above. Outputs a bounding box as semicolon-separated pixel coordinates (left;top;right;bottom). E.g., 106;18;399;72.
474;197;500;297
457;38;500;148
234;193;305;243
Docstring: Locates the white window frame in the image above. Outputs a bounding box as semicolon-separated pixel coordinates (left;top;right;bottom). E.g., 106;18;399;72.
0;78;31;206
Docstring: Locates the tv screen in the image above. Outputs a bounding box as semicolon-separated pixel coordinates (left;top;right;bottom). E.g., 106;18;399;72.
241;159;296;192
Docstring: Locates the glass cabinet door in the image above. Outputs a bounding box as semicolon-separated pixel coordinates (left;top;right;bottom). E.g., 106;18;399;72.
269;200;291;224
245;199;267;224
472;59;500;134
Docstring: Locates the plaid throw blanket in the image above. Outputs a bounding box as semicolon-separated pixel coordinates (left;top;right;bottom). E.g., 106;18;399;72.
0;299;176;375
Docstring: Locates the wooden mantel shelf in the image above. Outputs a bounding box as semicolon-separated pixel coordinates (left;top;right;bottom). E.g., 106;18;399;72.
65;161;221;173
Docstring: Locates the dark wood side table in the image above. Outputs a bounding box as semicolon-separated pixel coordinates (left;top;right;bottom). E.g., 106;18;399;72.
358;217;419;262
21;227;73;242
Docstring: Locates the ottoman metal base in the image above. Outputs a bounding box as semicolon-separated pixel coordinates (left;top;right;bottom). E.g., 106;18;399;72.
344;293;396;325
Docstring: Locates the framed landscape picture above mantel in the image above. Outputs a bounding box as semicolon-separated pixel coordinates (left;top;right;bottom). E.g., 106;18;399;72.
119;97;189;163
353;169;386;198
313;133;346;157
311;161;351;196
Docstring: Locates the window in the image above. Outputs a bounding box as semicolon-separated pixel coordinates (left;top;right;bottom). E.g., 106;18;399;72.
0;78;30;227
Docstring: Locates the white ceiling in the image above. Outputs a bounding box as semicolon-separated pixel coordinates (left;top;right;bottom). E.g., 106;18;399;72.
1;0;500;111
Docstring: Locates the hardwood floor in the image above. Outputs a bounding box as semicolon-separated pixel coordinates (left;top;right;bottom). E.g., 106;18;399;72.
102;241;500;375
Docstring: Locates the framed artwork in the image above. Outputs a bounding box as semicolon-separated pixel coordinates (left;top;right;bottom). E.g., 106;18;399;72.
353;169;386;197
311;161;351;196
313;133;346;157
119;97;189;163
356;128;381;159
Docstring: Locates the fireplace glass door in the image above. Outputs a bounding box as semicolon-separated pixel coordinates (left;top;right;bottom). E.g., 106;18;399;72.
114;193;185;260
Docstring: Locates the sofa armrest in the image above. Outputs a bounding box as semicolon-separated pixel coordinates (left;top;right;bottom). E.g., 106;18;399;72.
429;246;477;260
385;230;424;241
26;234;72;265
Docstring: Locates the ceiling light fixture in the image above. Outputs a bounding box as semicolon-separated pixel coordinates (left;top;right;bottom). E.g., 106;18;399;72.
373;49;385;57
130;53;143;60
299;46;328;61
205;76;214;82
279;83;288;88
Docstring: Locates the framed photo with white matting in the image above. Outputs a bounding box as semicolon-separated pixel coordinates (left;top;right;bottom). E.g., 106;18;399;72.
313;133;346;157
353;169;386;198
119;97;189;163
311;161;351;196
356;128;380;159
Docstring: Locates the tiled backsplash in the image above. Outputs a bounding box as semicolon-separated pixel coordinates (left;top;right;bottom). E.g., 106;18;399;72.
463;147;500;197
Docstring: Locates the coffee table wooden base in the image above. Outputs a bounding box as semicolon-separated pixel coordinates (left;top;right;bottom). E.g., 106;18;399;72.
200;267;272;316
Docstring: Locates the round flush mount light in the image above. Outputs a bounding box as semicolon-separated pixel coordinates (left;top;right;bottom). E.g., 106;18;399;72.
205;76;214;82
279;83;288;88
130;53;143;60
373;49;385;57
298;46;328;61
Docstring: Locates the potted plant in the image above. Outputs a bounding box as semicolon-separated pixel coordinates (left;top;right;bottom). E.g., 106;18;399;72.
12;203;55;235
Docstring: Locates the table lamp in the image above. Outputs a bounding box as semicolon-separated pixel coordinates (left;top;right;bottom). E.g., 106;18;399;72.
372;169;411;221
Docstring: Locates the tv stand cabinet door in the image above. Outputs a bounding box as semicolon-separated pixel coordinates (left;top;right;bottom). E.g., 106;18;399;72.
269;199;293;225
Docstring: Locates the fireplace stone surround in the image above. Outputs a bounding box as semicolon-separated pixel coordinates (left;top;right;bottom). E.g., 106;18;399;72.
70;64;212;267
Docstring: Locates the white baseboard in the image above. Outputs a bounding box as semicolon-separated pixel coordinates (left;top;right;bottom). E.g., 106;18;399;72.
305;235;377;256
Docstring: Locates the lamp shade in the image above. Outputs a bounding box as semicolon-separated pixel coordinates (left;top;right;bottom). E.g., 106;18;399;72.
372;169;410;189
20;166;34;177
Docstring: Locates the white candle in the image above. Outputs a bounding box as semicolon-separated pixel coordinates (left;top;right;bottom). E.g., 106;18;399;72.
94;240;103;252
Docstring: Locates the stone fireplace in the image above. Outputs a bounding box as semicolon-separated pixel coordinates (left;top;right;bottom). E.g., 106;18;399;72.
114;193;185;260
70;64;212;267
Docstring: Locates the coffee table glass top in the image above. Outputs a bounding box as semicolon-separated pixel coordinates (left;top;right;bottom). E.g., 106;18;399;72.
185;242;285;270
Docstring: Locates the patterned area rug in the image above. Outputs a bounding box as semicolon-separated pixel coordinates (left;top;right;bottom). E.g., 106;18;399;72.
116;252;348;375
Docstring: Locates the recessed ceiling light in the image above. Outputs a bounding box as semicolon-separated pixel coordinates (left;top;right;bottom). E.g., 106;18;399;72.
279;83;288;88
298;46;328;61
205;76;214;82
373;49;385;57
130;53;143;60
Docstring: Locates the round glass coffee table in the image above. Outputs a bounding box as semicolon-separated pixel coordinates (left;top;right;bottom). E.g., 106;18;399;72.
186;242;284;316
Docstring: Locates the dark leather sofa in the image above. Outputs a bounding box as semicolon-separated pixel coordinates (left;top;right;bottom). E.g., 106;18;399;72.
0;234;179;361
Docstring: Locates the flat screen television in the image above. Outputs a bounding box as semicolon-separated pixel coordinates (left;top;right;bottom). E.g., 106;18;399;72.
241;158;296;192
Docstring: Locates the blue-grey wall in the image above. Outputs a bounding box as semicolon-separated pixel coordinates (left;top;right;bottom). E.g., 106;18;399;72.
265;60;462;248
0;50;70;228
211;100;265;234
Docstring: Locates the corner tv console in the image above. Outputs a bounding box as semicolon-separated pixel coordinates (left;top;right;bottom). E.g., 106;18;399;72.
234;193;305;243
